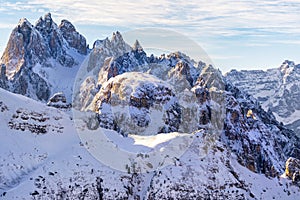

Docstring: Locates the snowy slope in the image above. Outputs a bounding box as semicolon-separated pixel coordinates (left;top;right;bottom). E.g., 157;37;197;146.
1;88;299;199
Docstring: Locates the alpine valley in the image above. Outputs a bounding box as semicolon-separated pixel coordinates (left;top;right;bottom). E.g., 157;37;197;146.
0;13;300;199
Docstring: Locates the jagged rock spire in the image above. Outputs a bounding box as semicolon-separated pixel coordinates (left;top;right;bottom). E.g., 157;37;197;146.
59;19;87;55
133;40;143;51
0;13;88;101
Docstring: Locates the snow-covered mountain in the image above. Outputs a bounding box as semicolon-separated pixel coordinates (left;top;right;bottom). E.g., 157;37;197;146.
1;13;300;199
75;38;300;170
0;13;87;103
226;60;300;137
1;85;300;199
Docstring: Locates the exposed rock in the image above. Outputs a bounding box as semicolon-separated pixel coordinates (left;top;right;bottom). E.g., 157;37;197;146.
47;92;71;109
222;81;300;177
86;32;132;73
0;64;8;89
12;67;51;101
0;13;87;102
285;157;300;181
59;19;87;55
8;108;63;134
226;60;300;137
1;18;47;77
35;13;75;67
132;40;143;52
90;72;181;136
293;171;300;185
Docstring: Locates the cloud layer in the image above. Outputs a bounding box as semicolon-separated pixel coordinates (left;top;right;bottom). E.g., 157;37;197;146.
1;0;300;37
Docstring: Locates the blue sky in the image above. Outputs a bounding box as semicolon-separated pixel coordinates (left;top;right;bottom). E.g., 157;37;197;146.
0;0;299;73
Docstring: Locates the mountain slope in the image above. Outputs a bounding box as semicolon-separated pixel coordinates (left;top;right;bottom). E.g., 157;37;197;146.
225;60;300;137
1;88;300;199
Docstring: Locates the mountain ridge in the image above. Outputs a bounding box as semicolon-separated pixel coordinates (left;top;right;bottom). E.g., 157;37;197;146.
0;13;87;102
0;13;300;199
226;60;300;137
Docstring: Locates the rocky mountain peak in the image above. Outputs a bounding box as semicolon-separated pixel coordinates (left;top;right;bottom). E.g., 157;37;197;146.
0;13;87;102
35;13;56;36
93;31;131;53
18;17;33;30
1;17;45;77
110;31;131;52
59;19;75;32
132;40;143;51
59;19;87;55
280;60;295;74
84;31;132;74
111;31;123;43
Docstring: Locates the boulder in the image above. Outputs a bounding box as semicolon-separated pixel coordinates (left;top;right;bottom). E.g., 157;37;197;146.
47;92;71;109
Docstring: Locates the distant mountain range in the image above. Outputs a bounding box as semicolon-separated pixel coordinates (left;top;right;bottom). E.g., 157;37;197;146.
226;60;300;137
0;13;300;199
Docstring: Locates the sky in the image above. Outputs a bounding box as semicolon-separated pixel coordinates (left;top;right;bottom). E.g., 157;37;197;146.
0;0;299;73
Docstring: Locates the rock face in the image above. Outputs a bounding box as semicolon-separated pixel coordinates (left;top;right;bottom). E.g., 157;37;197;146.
0;13;87;102
285;157;300;184
225;60;300;137
47;92;71;109
223;82;300;176
59;19;87;55
0;64;7;89
91;72;182;136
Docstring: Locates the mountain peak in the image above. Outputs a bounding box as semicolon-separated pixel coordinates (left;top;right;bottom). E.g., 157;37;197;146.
133;40;143;51
18;18;32;27
279;60;295;75
280;60;295;69
111;31;126;45
59;19;75;32
35;12;57;36
44;12;52;20
91;31;131;58
0;13;88;101
35;13;53;24
59;19;87;55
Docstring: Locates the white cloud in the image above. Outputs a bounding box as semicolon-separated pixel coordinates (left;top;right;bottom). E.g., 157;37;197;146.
3;0;295;38
0;0;298;43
